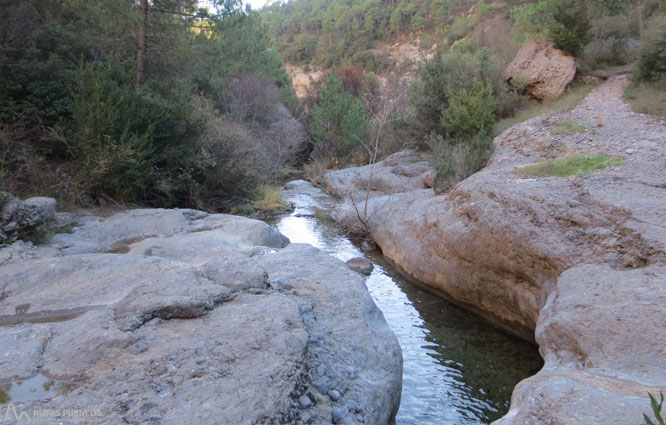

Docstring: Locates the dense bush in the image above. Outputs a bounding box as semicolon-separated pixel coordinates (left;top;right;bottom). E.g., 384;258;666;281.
548;3;593;56
441;83;497;140
424;132;494;192
635;13;666;81
0;0;297;211
411;49;519;135
310;73;370;158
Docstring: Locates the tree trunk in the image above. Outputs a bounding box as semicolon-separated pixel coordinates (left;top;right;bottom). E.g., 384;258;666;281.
637;0;645;38
135;0;149;90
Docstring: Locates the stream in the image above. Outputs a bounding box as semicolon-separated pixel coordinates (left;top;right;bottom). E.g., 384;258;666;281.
271;181;543;425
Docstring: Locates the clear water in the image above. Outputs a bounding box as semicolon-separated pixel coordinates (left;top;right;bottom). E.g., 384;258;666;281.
273;184;543;425
0;374;76;405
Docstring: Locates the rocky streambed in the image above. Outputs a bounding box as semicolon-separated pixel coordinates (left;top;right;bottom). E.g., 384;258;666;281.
327;76;666;424
0;209;401;424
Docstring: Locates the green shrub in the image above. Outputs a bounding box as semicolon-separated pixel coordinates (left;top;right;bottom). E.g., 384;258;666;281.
24;225;53;246
66;61;163;203
581;36;629;70
310;73;370;158
549;3;593;56
441;83;496;140
411;51;481;133
411;49;519;135
0;169;7;209
296;33;318;62
425;132;494;192
635;14;666;81
644;392;664;425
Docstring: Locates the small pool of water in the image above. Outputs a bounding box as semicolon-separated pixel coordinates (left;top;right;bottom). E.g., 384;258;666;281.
272;183;543;424
0;374;76;405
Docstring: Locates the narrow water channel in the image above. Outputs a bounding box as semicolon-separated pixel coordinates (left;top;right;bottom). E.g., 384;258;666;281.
272;181;543;425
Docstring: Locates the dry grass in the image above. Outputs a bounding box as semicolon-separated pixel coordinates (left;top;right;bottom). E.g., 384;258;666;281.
303;157;333;188
494;82;599;135
253;184;289;213
624;78;666;120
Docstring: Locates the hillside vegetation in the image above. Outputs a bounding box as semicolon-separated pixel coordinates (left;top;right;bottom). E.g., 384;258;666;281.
1;0;664;211
265;0;665;191
0;0;296;211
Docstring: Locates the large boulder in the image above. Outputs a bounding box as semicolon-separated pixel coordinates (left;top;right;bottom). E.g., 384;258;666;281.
0;209;402;424
0;194;56;244
507;39;576;101
328;77;666;423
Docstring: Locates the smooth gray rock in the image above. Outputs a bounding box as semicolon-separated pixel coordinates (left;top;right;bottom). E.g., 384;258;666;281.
271;277;294;291
50;209;289;255
259;244;402;425
325;150;432;201
0;207;400;425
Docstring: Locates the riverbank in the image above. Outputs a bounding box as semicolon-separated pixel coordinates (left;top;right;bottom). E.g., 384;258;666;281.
325;76;666;424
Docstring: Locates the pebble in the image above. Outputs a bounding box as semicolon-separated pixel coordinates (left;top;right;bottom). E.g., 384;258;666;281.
332;406;349;423
298;395;312;408
273;278;294;290
346;366;356;379
316;365;326;376
343;398;359;412
328;389;341;401
312;378;328;395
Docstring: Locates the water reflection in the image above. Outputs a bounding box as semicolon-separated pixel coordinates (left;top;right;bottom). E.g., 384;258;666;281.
273;183;543;425
0;374;77;405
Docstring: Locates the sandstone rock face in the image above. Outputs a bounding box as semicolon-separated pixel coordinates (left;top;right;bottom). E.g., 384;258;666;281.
496;264;666;425
507;39;576;101
286;64;325;99
0;208;401;424
327;77;666;423
0;194;56;243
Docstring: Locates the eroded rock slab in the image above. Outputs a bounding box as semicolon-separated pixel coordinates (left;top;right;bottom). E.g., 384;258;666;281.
0;208;401;424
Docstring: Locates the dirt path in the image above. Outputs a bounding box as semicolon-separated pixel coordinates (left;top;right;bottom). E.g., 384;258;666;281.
554;75;665;158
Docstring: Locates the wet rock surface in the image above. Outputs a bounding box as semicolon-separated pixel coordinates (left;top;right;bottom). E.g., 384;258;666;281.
0;208;401;424
345;257;374;276
326;77;666;424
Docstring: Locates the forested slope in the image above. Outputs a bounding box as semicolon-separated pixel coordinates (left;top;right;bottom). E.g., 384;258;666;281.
0;0;298;211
